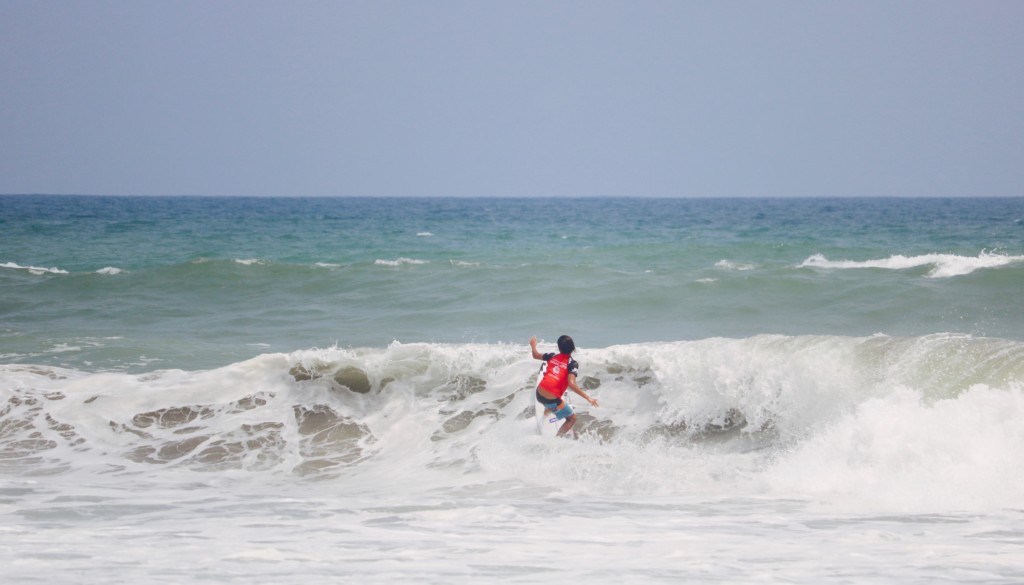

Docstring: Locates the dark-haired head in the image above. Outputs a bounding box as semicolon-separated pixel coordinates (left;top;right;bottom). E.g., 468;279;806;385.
557;335;575;355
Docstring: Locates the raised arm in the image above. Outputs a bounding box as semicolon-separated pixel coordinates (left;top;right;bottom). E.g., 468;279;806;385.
529;336;544;360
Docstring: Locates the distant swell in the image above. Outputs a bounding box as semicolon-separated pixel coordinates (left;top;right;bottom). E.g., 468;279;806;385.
374;258;429;267
800;251;1024;277
1;261;69;275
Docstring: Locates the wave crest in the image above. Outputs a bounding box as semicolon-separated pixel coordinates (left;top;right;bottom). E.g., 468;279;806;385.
374;258;429;267
3;335;1023;510
800;251;1024;278
1;261;69;275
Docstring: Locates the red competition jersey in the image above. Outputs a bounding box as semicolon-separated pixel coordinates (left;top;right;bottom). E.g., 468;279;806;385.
537;353;578;398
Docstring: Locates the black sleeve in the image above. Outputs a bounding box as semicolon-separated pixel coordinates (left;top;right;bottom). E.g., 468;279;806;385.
542;352;555;362
568;359;579;377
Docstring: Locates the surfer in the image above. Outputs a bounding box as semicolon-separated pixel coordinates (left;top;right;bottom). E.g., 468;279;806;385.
531;335;599;437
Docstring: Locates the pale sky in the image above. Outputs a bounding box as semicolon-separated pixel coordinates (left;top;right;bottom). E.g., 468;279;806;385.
2;1;1022;197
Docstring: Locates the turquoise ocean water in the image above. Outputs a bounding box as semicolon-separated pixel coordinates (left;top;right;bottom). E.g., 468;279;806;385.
3;195;1024;583
3;195;1023;371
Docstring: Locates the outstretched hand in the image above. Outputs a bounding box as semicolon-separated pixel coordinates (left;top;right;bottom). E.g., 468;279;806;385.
529;336;543;360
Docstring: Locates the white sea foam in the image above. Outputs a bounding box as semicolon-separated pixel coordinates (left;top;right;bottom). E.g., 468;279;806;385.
95;266;124;275
714;259;756;271
374;257;429;267
1;261;69;275
764;383;1024;513
800;251;1024;278
417;232;433;237
3;335;1023;583
234;258;265;266
3;334;1021;507
46;343;81;354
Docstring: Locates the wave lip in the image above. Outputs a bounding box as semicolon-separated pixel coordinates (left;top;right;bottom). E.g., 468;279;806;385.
799;251;1024;278
1;261;69;275
715;259;756;271
233;258;266;266
374;258;429;267
3;334;1024;513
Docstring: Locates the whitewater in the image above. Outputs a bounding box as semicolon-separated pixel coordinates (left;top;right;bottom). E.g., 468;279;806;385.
2;196;1024;582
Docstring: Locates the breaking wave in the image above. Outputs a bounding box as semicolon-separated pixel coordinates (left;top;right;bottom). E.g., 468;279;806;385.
374;258;430;267
800;251;1024;278
3;334;1023;512
1;262;69;275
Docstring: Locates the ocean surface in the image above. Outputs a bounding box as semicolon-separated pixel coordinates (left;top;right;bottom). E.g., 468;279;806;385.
2;195;1024;583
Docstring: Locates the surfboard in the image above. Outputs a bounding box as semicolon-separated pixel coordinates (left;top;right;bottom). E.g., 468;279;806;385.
535;399;562;436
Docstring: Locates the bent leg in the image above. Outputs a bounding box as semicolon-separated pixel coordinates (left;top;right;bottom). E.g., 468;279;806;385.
556;413;577;438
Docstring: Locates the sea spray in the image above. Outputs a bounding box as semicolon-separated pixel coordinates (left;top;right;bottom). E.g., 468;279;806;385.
4;334;1022;512
763;383;1024;512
